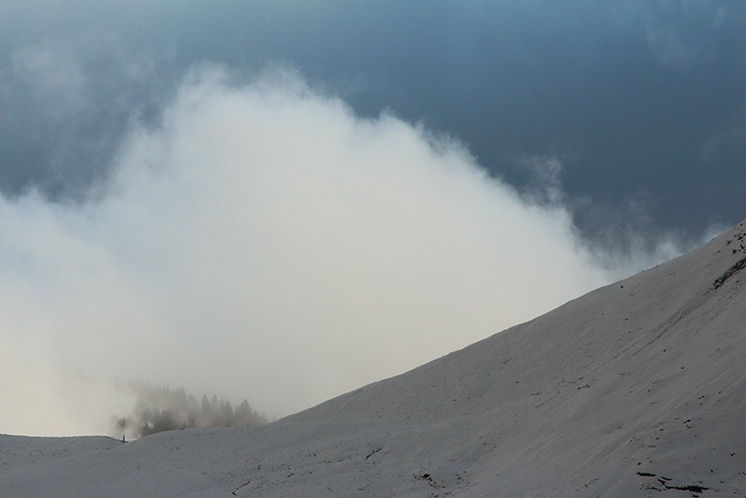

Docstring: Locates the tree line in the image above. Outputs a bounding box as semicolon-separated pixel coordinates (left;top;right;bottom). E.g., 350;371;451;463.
113;381;268;438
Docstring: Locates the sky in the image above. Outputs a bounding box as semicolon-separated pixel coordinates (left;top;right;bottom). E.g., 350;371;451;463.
0;1;744;436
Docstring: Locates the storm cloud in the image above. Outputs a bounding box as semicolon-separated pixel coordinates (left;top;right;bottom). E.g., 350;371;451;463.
1;1;744;238
0;67;638;434
1;1;743;435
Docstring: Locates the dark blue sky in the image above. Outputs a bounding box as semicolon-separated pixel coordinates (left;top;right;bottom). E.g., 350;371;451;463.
2;0;744;245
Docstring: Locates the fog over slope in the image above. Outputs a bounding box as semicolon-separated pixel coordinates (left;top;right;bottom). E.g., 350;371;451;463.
4;67;691;435
2;219;744;497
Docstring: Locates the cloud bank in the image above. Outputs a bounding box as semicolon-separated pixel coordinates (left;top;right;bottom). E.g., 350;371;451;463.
2;2;744;242
1;66;675;435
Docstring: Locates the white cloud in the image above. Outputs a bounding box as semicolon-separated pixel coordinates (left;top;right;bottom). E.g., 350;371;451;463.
1;66;619;433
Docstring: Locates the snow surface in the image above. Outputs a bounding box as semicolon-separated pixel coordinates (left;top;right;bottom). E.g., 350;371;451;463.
2;220;745;497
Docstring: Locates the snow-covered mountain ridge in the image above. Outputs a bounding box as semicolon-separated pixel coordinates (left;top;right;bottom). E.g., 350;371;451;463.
2;220;745;497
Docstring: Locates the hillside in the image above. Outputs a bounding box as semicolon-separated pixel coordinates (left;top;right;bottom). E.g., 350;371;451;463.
1;220;744;497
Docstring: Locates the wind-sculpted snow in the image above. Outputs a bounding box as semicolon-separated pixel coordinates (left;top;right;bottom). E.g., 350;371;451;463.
1;220;745;497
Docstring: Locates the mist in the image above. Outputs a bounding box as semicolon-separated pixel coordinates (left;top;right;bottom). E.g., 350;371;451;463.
0;66;704;436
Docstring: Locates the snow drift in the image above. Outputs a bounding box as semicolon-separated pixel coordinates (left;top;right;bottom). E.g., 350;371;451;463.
1;219;745;497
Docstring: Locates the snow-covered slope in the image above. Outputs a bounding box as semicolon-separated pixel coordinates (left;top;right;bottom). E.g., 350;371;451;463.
2;220;745;497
